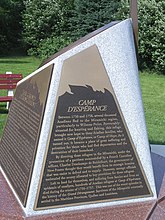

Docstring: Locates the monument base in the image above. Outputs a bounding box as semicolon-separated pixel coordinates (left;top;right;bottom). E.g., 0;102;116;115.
0;152;164;220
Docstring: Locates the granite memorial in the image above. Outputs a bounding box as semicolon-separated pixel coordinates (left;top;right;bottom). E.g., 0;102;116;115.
0;18;157;217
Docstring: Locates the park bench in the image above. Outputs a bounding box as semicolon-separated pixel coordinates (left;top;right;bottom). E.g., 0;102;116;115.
0;72;23;108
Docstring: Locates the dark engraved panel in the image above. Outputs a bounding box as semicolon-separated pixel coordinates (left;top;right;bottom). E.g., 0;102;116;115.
36;85;152;209
0;64;53;206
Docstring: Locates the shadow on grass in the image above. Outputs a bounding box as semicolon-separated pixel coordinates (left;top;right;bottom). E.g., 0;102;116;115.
0;60;30;64
149;140;165;145
0;104;8;114
0;103;6;108
0;108;8;114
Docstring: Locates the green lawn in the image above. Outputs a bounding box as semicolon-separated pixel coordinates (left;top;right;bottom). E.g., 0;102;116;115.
0;56;42;137
0;56;42;77
0;56;165;144
140;72;165;144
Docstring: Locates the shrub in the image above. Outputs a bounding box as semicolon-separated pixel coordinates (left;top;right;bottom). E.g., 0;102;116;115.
116;0;165;73
22;0;165;73
23;0;74;58
36;35;72;59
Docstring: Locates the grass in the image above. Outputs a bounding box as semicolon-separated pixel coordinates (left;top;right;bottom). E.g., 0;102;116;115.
0;56;42;137
140;72;165;144
0;56;42;77
0;56;165;144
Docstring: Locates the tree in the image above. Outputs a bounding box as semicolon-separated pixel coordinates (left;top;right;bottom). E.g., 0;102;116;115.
116;0;165;73
0;0;10;53
22;0;165;73
70;0;120;41
0;0;24;55
23;0;74;57
22;0;120;58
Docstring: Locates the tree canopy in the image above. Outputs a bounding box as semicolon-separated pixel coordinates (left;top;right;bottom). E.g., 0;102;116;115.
0;0;24;54
22;0;73;57
0;0;164;73
116;0;165;73
70;0;120;41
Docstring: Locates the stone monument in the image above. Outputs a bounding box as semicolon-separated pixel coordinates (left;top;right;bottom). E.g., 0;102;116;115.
0;17;157;217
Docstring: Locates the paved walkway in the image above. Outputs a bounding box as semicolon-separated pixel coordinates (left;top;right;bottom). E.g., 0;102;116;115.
150;144;165;157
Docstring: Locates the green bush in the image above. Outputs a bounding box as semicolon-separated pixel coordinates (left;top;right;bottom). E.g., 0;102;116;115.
23;0;74;58
22;0;164;73
116;0;165;73
36;35;72;59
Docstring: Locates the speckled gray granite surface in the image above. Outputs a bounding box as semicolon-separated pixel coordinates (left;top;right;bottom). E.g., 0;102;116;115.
1;19;156;216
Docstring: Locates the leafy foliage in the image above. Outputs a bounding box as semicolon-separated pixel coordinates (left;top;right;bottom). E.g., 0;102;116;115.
23;0;120;58
23;0;74;57
35;35;72;60
70;0;120;41
1;0;164;73
0;0;24;55
116;0;165;73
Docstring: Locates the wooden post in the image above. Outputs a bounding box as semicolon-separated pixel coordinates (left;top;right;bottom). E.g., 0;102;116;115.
130;0;138;48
